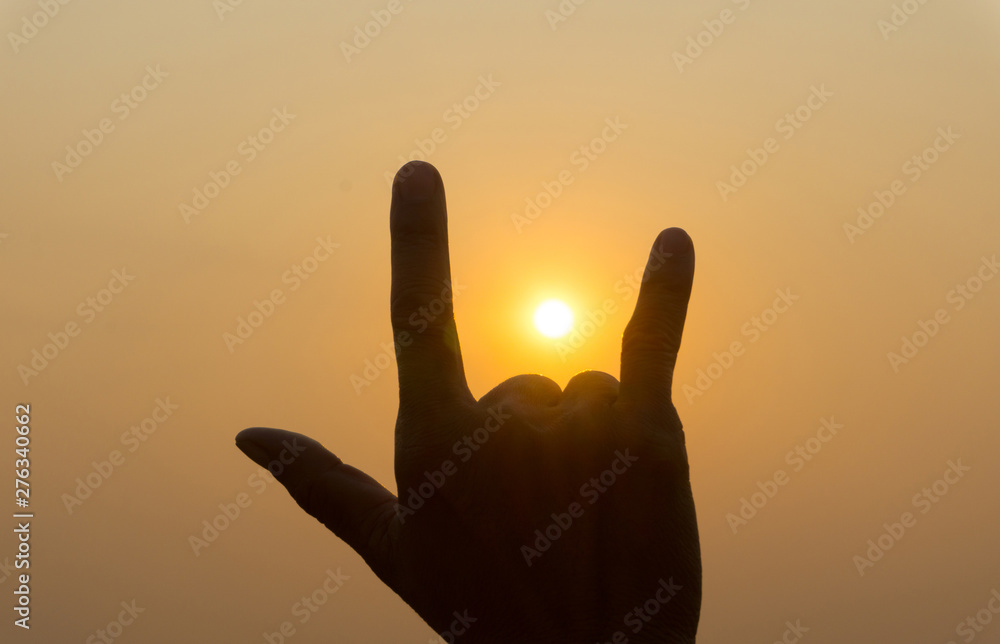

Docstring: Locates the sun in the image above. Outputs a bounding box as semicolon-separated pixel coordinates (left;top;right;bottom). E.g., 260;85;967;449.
533;299;574;338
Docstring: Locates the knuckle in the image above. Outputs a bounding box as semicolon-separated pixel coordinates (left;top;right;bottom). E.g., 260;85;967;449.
622;326;679;360
390;279;455;327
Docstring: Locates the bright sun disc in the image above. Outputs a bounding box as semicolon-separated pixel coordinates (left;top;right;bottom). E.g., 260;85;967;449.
534;299;574;338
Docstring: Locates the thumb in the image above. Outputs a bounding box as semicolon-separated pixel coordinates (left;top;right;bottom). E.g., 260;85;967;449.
235;427;398;576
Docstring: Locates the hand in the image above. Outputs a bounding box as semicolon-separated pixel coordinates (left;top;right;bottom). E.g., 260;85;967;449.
236;161;701;643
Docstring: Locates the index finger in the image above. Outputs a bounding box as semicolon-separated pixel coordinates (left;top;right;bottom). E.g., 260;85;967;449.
389;161;474;412
618;228;695;415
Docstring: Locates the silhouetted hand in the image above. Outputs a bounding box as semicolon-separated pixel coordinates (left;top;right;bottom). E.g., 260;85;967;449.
237;161;701;643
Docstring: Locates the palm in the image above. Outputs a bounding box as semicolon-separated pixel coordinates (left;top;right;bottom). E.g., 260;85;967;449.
238;161;701;643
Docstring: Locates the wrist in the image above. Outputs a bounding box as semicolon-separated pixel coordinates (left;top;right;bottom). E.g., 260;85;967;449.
445;626;694;644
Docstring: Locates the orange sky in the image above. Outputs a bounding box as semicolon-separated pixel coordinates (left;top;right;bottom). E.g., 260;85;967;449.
2;1;999;642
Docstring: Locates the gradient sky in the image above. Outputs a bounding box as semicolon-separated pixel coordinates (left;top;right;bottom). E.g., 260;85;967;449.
2;0;1000;642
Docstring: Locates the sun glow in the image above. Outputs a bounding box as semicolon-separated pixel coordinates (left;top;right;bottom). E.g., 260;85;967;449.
533;299;574;338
